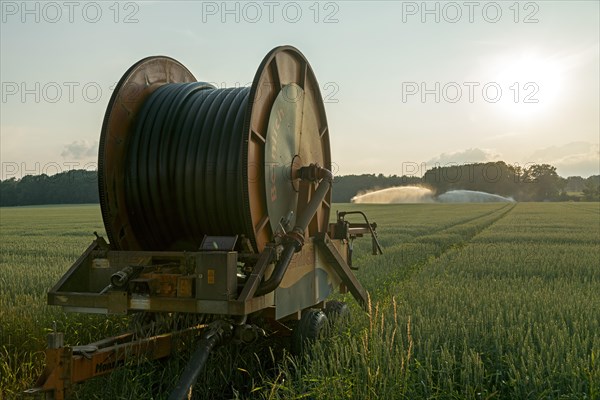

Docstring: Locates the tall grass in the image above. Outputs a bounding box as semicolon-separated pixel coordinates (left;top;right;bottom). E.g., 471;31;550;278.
0;206;128;398
1;203;599;398
264;203;599;399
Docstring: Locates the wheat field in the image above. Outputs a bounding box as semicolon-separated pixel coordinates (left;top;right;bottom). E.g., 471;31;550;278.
1;203;599;399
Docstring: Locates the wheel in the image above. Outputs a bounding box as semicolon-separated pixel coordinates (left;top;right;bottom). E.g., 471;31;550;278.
291;309;329;355
324;301;350;326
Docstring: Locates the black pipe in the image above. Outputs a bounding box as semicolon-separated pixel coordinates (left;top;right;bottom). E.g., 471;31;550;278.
255;168;333;296
168;336;218;400
168;322;232;400
254;243;296;296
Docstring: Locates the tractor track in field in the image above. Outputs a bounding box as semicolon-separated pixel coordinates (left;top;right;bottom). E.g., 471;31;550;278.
361;204;516;296
388;202;516;249
411;202;516;258
386;203;517;294
432;203;514;237
406;204;515;238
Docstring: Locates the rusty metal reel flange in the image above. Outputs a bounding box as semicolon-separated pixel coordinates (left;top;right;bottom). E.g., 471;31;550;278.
99;57;196;250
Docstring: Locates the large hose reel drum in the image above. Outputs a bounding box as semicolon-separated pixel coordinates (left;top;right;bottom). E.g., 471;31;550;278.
98;46;332;252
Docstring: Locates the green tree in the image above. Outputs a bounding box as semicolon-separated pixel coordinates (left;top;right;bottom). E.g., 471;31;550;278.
564;176;586;192
423;162;521;198
582;178;600;201
0;170;99;206
522;164;564;201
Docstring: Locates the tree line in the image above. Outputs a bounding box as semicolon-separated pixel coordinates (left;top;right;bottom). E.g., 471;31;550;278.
0;170;98;206
422;162;574;202
335;162;599;202
1;163;599;206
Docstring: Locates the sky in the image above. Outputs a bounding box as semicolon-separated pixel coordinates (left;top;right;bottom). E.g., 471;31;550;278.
1;1;599;180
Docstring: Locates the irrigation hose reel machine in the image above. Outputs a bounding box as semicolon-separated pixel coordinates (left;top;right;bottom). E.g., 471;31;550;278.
29;46;383;399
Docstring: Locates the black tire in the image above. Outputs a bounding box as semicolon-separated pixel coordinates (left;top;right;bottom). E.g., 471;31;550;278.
324;301;350;325
291;309;329;355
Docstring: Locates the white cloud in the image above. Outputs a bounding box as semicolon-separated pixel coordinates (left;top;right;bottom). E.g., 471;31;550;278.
426;148;501;167
527;142;600;177
61;140;98;160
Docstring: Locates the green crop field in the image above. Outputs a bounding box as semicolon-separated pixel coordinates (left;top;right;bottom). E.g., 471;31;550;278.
1;203;599;399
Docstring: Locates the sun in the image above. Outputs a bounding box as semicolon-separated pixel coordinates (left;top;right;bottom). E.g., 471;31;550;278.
492;53;564;118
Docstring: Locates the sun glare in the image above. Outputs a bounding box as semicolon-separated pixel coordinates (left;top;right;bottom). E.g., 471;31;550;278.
493;53;564;118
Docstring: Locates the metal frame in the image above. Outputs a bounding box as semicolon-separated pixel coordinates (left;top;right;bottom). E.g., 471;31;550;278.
25;327;204;400
30;219;379;399
47;234;367;317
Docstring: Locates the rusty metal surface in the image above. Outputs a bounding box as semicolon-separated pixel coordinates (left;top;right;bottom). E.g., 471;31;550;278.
99;57;196;250
245;46;332;251
27;325;205;399
99;47;330;253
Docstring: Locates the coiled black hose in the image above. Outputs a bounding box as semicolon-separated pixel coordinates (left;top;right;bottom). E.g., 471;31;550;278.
125;83;252;250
